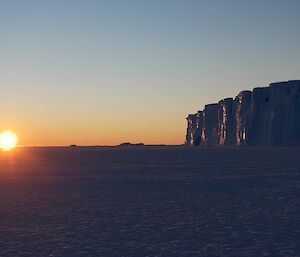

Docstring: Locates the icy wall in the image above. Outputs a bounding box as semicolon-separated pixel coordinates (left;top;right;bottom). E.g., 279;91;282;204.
186;80;300;146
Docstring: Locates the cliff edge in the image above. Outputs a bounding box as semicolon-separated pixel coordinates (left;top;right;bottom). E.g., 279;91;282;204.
186;80;300;146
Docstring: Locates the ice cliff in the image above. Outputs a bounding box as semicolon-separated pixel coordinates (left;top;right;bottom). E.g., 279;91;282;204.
186;80;300;146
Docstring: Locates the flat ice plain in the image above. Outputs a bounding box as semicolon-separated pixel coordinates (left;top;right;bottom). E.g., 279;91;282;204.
0;146;299;256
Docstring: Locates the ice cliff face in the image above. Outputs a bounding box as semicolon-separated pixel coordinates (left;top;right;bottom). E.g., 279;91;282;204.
186;80;300;146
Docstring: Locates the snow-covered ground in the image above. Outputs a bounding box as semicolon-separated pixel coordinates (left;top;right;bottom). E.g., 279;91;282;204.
0;146;299;256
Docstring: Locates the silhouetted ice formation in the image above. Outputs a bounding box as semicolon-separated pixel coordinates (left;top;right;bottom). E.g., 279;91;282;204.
186;80;300;146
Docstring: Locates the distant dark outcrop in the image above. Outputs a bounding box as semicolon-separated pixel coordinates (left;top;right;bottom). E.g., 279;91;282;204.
186;80;300;146
119;142;145;146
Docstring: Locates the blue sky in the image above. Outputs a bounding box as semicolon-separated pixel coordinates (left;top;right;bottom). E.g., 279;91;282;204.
1;0;300;145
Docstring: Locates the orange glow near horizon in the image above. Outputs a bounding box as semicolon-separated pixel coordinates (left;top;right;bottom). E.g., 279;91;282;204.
12;128;184;146
4;111;186;146
0;131;18;151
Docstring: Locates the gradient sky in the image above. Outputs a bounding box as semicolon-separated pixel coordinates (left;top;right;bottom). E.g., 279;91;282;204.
1;0;300;146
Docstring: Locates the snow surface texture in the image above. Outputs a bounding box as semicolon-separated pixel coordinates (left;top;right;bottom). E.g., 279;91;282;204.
0;146;299;256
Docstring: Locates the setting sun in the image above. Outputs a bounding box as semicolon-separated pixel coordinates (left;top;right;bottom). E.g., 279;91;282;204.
0;131;18;151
